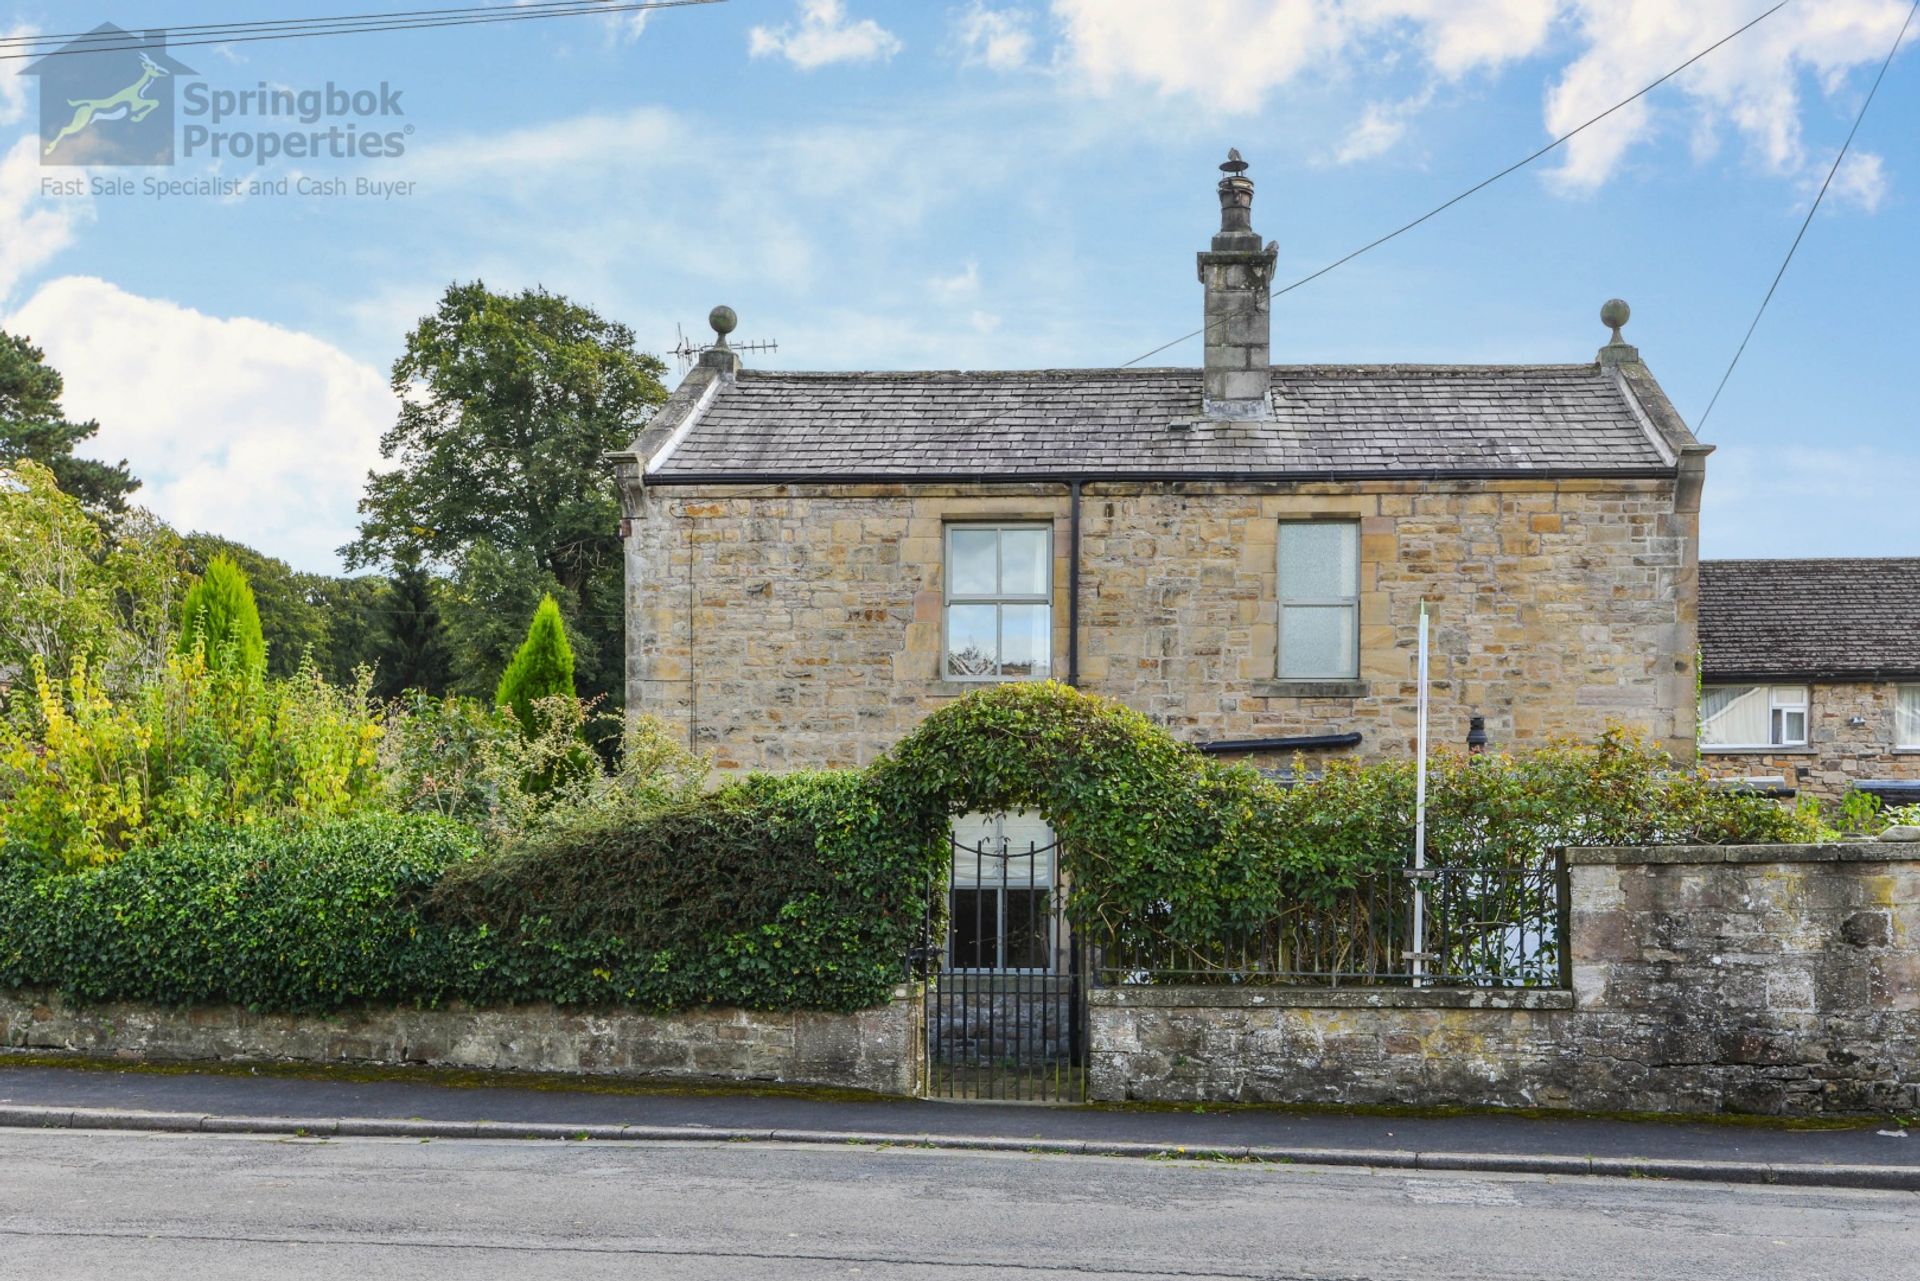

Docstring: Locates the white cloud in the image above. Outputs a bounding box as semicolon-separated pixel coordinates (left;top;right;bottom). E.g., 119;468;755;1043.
1546;0;1916;192
1334;88;1435;163
929;261;982;300
5;277;394;573
748;0;903;69
956;3;1036;70
1049;0;1557;105
1828;148;1887;212
0;134;92;305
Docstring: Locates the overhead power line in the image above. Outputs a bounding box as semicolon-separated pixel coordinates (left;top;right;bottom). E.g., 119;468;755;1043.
0;0;724;61
1696;0;1918;431
1120;1;1791;368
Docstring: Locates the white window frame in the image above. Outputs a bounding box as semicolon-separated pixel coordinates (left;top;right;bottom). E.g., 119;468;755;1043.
1276;519;1361;681
1700;684;1810;750
942;523;1053;683
947;813;1059;975
1897;685;1920;750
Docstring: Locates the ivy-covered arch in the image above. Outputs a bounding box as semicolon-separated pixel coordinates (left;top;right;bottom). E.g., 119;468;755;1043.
864;681;1332;941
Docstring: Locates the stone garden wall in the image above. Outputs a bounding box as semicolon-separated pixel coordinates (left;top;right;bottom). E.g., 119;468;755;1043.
1089;841;1920;1116
1;986;924;1098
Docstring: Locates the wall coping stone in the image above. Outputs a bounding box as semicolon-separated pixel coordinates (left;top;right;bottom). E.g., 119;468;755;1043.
1086;986;1572;1011
1564;841;1920;866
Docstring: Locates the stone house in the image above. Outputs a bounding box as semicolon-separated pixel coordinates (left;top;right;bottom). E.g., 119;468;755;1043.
611;154;1709;787
1699;558;1920;805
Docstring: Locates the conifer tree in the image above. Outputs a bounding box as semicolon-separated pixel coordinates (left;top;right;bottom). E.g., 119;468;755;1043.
494;595;575;733
176;554;267;673
373;554;452;697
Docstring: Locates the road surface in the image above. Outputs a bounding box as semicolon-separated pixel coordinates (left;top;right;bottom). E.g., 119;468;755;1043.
0;1129;1912;1279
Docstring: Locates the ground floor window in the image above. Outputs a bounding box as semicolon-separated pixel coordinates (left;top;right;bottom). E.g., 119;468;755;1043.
1899;685;1920;749
1700;685;1809;748
949;812;1057;972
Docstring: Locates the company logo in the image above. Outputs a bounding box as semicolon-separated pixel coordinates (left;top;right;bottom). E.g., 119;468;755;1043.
24;24;197;166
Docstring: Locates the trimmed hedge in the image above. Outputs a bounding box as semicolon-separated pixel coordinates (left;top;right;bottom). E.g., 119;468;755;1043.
0;775;944;1015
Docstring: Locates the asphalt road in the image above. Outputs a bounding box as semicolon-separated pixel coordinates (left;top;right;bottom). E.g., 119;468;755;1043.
0;1130;1913;1280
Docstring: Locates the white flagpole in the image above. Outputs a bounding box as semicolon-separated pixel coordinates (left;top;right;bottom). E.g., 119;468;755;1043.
1412;600;1430;987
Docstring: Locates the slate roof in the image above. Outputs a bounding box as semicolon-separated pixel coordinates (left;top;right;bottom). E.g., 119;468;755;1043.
1700;559;1920;682
642;364;1679;480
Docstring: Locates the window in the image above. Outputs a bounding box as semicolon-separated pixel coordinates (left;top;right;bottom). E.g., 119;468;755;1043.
944;524;1051;680
1899;686;1920;749
1700;685;1809;749
949;812;1056;972
1276;521;1360;680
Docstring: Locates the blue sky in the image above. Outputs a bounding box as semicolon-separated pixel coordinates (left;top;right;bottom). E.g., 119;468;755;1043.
2;0;1915;572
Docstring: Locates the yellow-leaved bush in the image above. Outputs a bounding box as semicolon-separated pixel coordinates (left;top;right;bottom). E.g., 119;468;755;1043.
0;646;382;870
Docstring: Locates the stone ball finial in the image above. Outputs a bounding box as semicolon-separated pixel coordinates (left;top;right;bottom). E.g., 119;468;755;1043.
709;305;738;340
1600;297;1630;343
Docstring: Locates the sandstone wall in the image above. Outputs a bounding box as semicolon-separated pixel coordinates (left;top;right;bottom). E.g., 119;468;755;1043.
2;988;923;1097
1087;842;1920;1116
624;478;1696;771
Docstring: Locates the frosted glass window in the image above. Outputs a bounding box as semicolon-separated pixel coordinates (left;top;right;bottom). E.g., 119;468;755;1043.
1701;685;1808;748
1900;687;1920;749
944;524;1052;681
1277;521;1360;679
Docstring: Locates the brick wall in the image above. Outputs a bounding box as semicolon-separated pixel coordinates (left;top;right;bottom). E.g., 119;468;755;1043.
624;478;1697;770
1703;679;1920;803
1088;841;1920;1116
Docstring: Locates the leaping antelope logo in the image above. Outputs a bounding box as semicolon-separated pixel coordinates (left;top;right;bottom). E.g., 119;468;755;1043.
44;52;168;157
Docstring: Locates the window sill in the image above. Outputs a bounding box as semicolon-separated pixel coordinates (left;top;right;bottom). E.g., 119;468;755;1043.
1700;746;1816;756
929;677;1051;697
1252;679;1370;699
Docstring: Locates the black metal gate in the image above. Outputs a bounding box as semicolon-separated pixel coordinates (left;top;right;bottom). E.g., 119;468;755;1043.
918;831;1084;1102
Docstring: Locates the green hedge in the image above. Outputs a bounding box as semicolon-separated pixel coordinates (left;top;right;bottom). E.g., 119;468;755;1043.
0;775;944;1015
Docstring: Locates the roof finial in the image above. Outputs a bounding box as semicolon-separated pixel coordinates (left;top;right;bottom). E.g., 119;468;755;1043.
1601;297;1630;345
709;304;738;349
1220;147;1248;176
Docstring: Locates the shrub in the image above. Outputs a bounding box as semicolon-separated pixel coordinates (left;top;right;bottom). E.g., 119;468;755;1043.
428;770;942;1011
494;596;575;735
0;813;480;1011
379;691;704;843
177;554;266;674
0;647;383;869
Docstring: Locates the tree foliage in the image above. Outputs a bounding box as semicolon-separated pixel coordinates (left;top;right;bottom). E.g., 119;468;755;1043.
177;554;267;674
0;331;138;513
0;460;180;689
342;282;667;713
370;554;451;698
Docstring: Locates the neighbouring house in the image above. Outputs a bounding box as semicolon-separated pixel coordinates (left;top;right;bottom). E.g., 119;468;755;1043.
611;153;1709;788
1699;558;1920;805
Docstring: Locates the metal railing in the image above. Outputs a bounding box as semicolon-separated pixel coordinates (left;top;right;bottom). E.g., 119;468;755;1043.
1087;854;1569;989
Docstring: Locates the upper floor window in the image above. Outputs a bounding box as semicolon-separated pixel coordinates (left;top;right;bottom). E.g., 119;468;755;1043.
1700;684;1808;749
1899;686;1920;749
1277;520;1360;680
945;524;1051;680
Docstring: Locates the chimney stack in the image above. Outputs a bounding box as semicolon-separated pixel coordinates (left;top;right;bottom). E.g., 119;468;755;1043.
1198;149;1278;420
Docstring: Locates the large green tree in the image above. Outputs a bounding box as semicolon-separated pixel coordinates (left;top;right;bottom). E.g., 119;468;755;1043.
342;283;666;712
370;554;452;698
0;332;139;514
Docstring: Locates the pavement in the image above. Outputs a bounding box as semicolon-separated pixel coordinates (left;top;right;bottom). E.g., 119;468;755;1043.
2;1054;1916;1190
3;1127;1915;1279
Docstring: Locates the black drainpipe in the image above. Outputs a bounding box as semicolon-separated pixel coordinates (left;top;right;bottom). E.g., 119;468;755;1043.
1067;479;1082;688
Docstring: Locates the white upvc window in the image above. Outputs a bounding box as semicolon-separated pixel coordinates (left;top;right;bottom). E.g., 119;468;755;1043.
1700;684;1809;749
1898;685;1920;749
1277;520;1360;680
944;524;1052;681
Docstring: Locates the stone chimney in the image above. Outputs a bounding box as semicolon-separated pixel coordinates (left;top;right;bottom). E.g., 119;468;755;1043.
1198;149;1279;420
